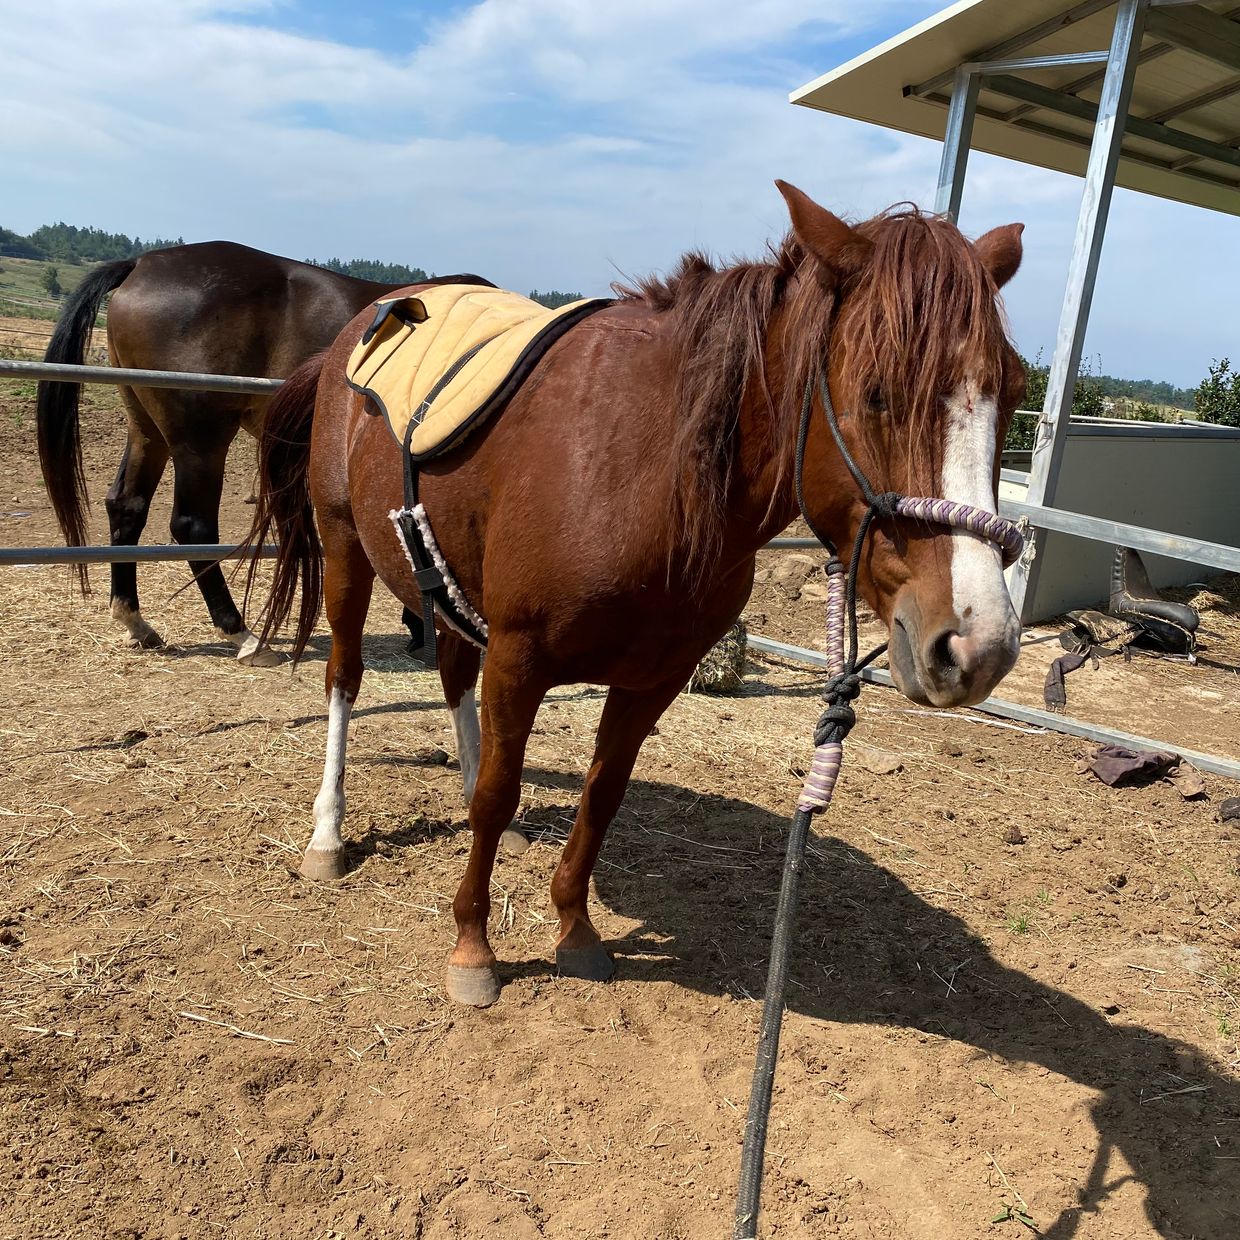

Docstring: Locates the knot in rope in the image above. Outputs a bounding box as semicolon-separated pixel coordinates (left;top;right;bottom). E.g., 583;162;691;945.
869;491;903;520
813;671;862;746
822;669;861;703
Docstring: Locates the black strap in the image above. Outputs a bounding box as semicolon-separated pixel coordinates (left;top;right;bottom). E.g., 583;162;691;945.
818;373;902;520
793;371;893;698
398;419;442;668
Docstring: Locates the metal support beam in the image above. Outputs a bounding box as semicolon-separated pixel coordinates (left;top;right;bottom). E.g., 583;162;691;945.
935;68;980;218
908;0;1118;97
1145;2;1240;72
1008;0;1150;623
0;359;283;395
0;543;277;566
747;635;1240;780
982;71;1240;170
1143;72;1240;122
1000;40;1178;125
1171;134;1240;169
972;50;1111;72
931;50;1112;220
918;88;1240;191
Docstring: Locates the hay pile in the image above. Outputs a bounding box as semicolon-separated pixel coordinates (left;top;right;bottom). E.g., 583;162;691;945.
688;618;748;694
1165;572;1240;658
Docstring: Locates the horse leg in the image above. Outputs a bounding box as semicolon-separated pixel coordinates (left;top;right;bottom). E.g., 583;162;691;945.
168;446;278;666
302;528;375;881
105;397;169;648
437;634;531;855
447;642;546;1007
551;679;685;980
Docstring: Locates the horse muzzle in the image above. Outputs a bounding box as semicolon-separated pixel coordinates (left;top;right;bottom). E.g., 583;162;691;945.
888;596;1020;708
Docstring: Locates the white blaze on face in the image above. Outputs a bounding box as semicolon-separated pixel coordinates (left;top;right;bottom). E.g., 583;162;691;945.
942;380;1019;647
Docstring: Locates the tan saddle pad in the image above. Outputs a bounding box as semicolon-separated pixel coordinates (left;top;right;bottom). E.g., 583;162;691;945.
345;284;612;460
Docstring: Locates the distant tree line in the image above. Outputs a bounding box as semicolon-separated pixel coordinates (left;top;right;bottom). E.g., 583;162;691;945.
1007;351;1238;450
306;264;585;310
308;256;431;284
527;289;583;309
1093;373;1195;410
0;223;184;263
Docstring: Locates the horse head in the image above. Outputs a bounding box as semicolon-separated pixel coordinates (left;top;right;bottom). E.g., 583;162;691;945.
777;181;1026;708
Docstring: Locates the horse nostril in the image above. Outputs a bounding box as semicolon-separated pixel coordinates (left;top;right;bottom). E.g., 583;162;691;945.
929;629;960;678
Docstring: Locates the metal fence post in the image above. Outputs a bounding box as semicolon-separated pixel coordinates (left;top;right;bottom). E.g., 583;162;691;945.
1007;0;1150;622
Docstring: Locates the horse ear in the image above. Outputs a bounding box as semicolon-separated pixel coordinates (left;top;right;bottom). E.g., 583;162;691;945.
974;223;1024;289
775;180;872;283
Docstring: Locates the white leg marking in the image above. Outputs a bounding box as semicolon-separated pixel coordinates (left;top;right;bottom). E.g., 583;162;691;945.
111;598;164;649
450;686;481;803
305;686;352;869
942;381;1020;653
219;626;281;668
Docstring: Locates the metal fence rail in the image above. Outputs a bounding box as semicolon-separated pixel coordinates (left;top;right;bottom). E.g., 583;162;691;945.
0;544;277;566
774;505;1240;574
0;359;286;568
0;358;282;395
1000;499;1240;575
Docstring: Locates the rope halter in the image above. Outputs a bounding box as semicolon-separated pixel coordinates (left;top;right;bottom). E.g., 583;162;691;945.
792;369;1024;812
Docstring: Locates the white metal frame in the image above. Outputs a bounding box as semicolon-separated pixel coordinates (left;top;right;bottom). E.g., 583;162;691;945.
928;0;1240;623
1007;0;1149;617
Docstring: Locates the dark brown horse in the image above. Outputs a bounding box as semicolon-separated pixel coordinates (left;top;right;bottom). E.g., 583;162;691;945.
36;241;488;662
248;182;1026;1007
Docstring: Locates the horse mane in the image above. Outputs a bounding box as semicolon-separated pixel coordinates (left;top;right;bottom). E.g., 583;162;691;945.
611;205;1012;573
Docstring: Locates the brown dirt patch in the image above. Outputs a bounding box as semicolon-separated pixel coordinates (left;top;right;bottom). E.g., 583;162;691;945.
0;316;67;362
1;385;1238;1238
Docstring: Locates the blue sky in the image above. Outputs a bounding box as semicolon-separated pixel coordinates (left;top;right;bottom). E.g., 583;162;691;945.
2;0;1236;385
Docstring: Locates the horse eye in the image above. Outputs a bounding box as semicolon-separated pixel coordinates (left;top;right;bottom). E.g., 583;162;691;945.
866;385;886;413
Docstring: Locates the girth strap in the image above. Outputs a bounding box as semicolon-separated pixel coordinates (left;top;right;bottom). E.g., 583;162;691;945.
395;419;445;667
391;423;490;667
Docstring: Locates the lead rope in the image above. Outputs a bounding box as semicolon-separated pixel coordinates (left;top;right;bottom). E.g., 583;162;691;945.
733;372;1023;1239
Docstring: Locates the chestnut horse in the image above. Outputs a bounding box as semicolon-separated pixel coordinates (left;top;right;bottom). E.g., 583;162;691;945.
248;181;1026;1006
36;241;488;661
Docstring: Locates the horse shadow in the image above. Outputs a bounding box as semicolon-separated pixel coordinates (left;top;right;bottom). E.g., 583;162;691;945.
506;773;1238;1240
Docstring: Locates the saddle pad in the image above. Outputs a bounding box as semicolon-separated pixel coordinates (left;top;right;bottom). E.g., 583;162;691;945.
345;284;612;459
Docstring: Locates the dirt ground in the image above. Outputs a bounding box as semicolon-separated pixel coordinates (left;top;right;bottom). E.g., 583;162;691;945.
1;386;1238;1239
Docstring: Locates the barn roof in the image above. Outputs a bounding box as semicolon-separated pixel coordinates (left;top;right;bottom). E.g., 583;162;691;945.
792;0;1240;216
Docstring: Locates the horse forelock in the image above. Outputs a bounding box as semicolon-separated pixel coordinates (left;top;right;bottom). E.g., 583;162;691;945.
838;206;1014;491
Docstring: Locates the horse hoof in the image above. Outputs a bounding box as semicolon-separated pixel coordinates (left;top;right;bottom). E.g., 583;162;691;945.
500;827;530;856
228;630;282;667
237;643;281;668
446;963;501;1007
113;603;163;649
300;846;347;881
556;943;615;982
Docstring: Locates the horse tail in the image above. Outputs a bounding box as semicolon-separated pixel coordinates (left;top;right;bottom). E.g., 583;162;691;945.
36;257;138;584
244;352;326;662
